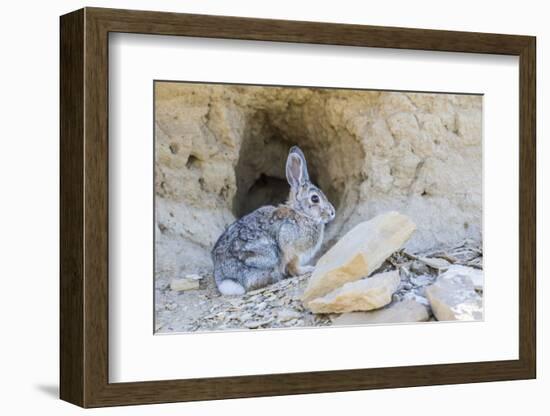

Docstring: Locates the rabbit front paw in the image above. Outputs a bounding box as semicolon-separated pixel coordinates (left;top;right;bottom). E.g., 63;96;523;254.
286;257;315;276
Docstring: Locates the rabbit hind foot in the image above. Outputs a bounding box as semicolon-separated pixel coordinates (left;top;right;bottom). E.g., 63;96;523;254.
218;279;246;296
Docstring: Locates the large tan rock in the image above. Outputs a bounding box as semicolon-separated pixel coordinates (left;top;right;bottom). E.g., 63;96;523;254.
425;271;482;321
306;270;400;314
302;212;415;303
331;299;430;326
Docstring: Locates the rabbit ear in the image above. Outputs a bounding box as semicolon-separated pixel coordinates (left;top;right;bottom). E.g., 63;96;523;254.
286;146;309;189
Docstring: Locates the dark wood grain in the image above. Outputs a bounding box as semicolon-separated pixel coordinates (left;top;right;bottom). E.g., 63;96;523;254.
60;7;537;408
518;38;537;376
83;9;110;406
88;7;532;54
59;8;84;406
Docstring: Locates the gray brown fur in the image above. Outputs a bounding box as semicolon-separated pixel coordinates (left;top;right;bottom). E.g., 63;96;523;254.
212;146;335;295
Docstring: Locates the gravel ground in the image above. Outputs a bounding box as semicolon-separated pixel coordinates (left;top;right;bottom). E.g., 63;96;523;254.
155;240;482;334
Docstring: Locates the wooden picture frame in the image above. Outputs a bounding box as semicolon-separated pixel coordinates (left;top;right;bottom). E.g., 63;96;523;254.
60;7;536;408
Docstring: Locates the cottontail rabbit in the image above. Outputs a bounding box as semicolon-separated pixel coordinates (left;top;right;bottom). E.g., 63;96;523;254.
212;146;335;295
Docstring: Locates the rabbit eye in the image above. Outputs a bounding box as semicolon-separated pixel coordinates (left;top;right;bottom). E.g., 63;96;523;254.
310;194;320;203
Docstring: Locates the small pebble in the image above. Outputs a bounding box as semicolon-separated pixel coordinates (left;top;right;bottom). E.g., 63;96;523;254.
277;309;302;322
244;319;272;329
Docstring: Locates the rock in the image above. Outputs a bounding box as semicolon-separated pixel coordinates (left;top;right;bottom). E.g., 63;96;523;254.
425;271;482;321
410;261;430;275
303;212;416;303
410;274;433;287
417;256;450;270
442;265;484;291
238;312;253;322
331;299;430;326
277;309;302;322
402;291;430;306
186;273;204;280
155;83;483;281
170;274;202;292
244;318;273;329
306;270;400;314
